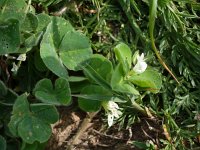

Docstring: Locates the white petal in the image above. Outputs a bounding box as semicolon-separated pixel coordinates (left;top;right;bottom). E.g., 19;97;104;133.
112;109;120;118
11;62;19;72
17;54;26;61
133;61;147;74
108;114;114;127
108;101;119;109
137;53;144;62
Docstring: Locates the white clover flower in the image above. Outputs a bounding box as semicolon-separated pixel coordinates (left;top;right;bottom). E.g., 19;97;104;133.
17;54;26;61
132;53;147;74
102;101;121;127
11;62;19;73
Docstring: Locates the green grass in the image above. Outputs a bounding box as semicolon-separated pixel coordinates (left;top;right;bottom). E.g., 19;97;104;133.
0;0;200;149
67;0;200;149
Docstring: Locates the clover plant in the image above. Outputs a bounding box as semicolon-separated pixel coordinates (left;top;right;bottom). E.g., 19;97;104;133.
2;0;191;149
0;11;161;150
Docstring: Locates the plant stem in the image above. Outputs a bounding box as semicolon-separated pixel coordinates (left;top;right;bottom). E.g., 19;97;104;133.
149;0;180;84
131;101;148;117
67;111;98;150
0;101;13;106
25;0;32;13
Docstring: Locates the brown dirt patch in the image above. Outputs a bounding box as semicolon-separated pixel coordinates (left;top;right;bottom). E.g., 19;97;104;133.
46;107;164;150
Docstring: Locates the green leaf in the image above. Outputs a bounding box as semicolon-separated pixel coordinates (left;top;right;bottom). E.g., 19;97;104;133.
8;94;59;144
39;16;74;77
78;85;112;112
17;116;51;144
132;141;149;149
59;31;92;71
0;135;6;150
12;94;29;114
0;89;18;109
0;19;20;55
40;21;68;78
74;94;113;101
8;94;29;136
83;54;113;82
114;43;132;75
0;0;6;6
118;83;140;95
51;16;74;49
81;64;112;91
0;0;27;22
158;0;171;8
68;76;89;93
36;13;51;32
111;64;124;89
30;105;59;124
128;68;162;93
70;80;90;93
0;80;7;96
34;50;48;72
21;13;38;32
21;141;47;150
25;32;43;49
111;64;139;95
33;78;71;105
68;76;88;82
5;89;18;101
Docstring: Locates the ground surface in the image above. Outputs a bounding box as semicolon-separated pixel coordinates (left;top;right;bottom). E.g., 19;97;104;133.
46;107;164;150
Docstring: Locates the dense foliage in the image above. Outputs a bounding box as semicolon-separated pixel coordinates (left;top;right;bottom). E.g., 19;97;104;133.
0;0;200;149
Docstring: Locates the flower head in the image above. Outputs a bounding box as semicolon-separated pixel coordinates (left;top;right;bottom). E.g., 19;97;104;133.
102;101;121;127
132;53;147;74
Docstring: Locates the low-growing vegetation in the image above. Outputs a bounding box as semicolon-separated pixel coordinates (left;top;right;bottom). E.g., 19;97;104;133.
0;0;200;149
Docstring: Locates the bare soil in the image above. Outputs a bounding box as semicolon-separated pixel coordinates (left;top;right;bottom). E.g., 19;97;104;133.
46;107;164;150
